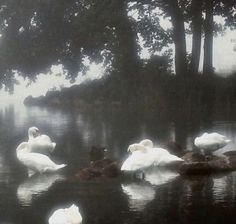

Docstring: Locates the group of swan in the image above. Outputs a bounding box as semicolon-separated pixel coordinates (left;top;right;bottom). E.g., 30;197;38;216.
121;132;231;172
15;128;231;223
16;127;66;174
16;127;82;223
121;139;184;172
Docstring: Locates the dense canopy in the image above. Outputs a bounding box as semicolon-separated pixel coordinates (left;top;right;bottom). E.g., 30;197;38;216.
0;0;235;92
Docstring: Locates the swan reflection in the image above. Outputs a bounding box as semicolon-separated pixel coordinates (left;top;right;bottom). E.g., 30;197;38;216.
122;168;179;211
17;173;64;206
144;167;179;186
122;183;155;212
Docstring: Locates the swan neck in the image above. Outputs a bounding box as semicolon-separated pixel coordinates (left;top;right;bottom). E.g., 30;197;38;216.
28;132;34;140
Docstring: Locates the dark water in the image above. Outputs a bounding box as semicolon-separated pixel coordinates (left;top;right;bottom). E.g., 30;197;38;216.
0;102;236;224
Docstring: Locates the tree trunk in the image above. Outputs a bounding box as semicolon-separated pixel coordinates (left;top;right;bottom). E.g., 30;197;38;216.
190;0;202;74
167;0;188;77
203;0;214;75
113;1;140;81
112;0;141;101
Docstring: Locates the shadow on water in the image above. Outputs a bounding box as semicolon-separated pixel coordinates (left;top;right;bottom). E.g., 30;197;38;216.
0;99;236;223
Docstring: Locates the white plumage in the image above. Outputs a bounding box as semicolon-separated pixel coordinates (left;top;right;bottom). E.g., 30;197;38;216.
48;204;82;224
194;132;231;152
16;142;66;174
28;127;56;154
121;140;183;171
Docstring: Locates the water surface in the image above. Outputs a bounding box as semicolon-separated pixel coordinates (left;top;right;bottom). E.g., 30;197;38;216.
0;102;236;224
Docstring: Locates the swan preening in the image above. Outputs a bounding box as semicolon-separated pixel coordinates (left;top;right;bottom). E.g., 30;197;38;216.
194;132;231;153
48;204;82;224
28;127;56;154
16;142;66;174
121;139;183;172
15;127;65;174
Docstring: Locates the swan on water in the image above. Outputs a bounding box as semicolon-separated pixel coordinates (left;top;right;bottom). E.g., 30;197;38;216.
16;142;66;174
48;204;82;224
194;132;231;153
28;127;56;154
121;140;183;171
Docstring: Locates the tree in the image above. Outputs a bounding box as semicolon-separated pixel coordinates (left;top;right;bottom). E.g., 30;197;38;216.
189;0;203;74
203;0;214;75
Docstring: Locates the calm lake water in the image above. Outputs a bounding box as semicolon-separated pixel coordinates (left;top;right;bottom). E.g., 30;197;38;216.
0;102;236;224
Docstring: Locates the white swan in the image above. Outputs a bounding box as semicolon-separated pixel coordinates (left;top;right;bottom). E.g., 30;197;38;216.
121;140;183;171
28;127;56;154
16;142;66;174
194;132;231;152
48;204;82;224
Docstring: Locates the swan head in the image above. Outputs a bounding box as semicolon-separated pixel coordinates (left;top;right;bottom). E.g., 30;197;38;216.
139;139;154;148
128;143;147;153
28;127;40;139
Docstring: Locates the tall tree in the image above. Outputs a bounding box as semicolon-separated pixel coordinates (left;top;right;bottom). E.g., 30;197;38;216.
167;0;188;77
190;0;203;74
203;0;214;75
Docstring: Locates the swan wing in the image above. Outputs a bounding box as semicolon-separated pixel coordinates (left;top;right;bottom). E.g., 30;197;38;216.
158;153;183;166
195;132;230;150
121;151;154;171
19;153;59;172
28;135;56;153
38;134;52;142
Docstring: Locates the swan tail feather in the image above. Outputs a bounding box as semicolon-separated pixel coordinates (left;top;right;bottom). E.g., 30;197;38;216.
56;164;67;170
50;143;56;153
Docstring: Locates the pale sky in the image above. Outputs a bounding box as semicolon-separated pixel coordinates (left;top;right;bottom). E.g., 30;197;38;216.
0;60;105;102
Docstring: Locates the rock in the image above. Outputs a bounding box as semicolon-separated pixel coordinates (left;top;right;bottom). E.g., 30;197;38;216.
75;167;103;180
103;162;121;178
179;152;232;175
179;162;213;175
75;149;121;180
181;152;206;162
208;158;231;171
226;155;236;170
89;146;106;162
